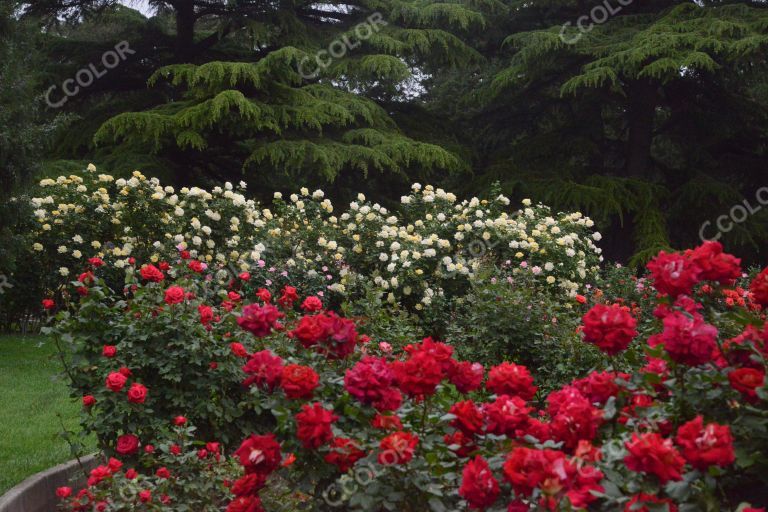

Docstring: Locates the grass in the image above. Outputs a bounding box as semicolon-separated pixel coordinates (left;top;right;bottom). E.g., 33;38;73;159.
0;334;93;494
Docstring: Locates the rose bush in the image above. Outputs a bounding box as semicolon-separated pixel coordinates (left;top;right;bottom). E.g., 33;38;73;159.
50;238;768;511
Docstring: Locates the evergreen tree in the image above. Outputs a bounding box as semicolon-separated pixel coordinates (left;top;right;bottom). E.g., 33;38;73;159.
429;0;768;263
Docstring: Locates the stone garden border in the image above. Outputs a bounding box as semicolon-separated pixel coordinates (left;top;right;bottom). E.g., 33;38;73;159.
0;455;98;512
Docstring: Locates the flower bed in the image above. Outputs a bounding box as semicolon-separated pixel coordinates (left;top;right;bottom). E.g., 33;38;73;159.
44;226;768;510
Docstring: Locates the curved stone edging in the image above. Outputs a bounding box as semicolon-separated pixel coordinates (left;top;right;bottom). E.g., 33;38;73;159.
0;455;98;512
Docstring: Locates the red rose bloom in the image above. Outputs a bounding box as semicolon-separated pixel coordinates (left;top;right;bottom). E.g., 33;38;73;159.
581;303;638;355
127;383;147;404
156;467;170;479
115;434;140;455
483;394;531;436
230;342;249;358
647;251;701;298
42;299;55;310
188;260;204;273
687;241;741;284
750;267;768;309
449;400;485;436
56;486;72;499
164;285;185;305
255;288;272;303
281;364;320;399
486;362;537;400
242;350;284;390
623;432;684;483
502;447;568;496
444;430;478;458
371;414;403;430
295;403;338;449
404;337;454;373
391;350;443;397
572;370;628;404
138;490;151;503
459;456;499;510
291;312;359;359
139;264;164;282
105;371;127;392
198;305;214;326
324;437;365;472
226;495;264;512
344;357;397;408
548;388;602;449
102;345;117;358
300;296;323;312
378;431;418;465
234;434;282;475
728;368;765;402
660;311;718;366
231;474;267;496
448;361;484;394
83;395;96;407
675;415;735;469
237;303;284;337
624;494;678;512
278;285;299;308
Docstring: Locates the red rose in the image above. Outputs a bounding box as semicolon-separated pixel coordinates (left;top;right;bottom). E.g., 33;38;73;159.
187;260;205;273
278;285;299;308
623;432;684;483
126;468;138;479
234;434;282;475
449;400;485;436
300;296;323;312
83;395;96;407
156;467;170;479
486;362;537;400
675;415;735;469
728;368;765;402
344;357;397;408
237;303;284;337
447;360;484;394
295;403;338;449
581;303;638;355
459;456;499;510
624;494;678;512
660;311;717;366
138;490;151;503
139;264;165;282
242;350;284;390
572;370;628;404
281;364;319;399
405;337;454;373
127;383;147;404
483;395;531;436
324;437;365;472
231;473;267;496
115;434;140;455
391;350;443;397
230;342;248;358
198;305;214;326
686;241;741;284
548;388;602;449
239;272;251;281
255;288;272;303
290;312;359;359
378;431;418;465
226;496;264;512
173;415;187;426
228;291;242;302
42;299;55;310
179;250;190;260
750;267;768;309
56;486;72;499
371;414;403;431
102;345;117;358
164;285;185;305
88;465;112;486
105;371;127;392
647;250;701;297
502;447;569;496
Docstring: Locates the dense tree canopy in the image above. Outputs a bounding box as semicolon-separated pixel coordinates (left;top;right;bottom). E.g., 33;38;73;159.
5;0;768;262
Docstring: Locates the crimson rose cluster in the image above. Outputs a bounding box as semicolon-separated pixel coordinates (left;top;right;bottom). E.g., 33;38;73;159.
49;241;768;511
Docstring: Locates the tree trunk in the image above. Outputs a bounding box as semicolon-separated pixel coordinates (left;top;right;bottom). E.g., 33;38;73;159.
175;0;196;62
624;78;658;177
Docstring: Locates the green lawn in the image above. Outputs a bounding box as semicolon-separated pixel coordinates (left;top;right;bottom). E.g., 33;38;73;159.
0;335;93;494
